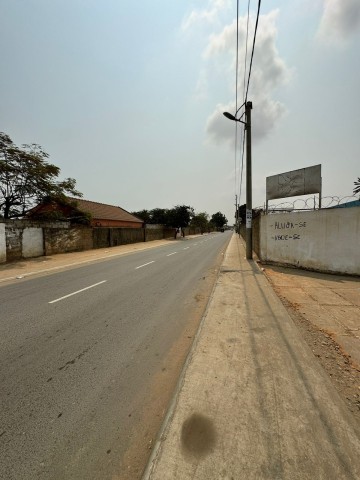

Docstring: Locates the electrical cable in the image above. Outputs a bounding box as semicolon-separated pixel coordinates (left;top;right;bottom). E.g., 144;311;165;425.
233;0;262;215
239;0;261;209
234;0;240;214
243;0;250;103
238;0;251;208
245;0;261;102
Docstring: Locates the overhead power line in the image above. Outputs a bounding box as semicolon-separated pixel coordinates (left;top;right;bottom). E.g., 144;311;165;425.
234;0;240;204
245;0;261;102
238;0;251;206
243;0;251;103
239;0;261;206
233;0;262;209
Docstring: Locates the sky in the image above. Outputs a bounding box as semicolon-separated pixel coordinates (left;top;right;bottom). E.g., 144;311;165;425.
1;0;359;223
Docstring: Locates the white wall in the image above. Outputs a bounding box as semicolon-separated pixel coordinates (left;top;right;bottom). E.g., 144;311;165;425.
260;207;360;275
22;227;44;258
0;223;5;263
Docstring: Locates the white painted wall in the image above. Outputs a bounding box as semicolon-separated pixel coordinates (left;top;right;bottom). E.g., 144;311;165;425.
0;223;6;263
260;207;360;275
22;227;44;258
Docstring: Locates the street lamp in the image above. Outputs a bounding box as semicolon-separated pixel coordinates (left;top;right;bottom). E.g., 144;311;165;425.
223;111;245;123
223;101;253;260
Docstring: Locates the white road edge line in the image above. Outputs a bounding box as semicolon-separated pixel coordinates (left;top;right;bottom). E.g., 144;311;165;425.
135;261;155;270
183;247;190;250
49;280;107;304
0;243;169;283
166;252;177;256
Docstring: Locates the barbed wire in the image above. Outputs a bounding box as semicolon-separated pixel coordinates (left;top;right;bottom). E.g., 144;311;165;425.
254;195;359;213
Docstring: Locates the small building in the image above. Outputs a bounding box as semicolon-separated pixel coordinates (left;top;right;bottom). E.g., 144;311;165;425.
72;198;143;227
28;197;144;228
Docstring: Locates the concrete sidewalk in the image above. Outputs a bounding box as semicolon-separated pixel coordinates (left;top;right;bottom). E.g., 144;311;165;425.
143;234;360;480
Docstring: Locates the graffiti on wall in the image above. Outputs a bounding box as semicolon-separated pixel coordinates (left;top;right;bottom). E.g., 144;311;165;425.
269;220;307;241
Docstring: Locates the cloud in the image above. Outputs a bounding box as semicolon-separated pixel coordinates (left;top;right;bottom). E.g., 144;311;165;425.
205;10;291;145
206;102;238;145
182;9;217;31
181;0;231;31
317;0;360;44
193;69;209;101
206;97;287;145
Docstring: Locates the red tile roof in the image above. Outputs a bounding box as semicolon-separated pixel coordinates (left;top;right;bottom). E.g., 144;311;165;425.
70;198;143;223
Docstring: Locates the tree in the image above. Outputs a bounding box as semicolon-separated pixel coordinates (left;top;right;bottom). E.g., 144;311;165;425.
29;197;91;225
167;205;193;227
131;209;151;223
354;177;360;196
131;204;194;237
131;208;171;225
190;212;209;233
167;205;194;237
149;208;169;225
211;211;227;230
0;132;81;219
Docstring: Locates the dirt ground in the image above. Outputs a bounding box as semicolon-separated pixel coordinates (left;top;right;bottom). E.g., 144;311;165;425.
261;263;360;421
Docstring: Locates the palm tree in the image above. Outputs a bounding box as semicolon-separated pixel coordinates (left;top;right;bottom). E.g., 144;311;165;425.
354;177;360;196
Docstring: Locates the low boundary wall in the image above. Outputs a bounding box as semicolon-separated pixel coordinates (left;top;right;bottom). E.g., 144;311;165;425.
0;222;198;263
45;226;93;255
254;207;360;275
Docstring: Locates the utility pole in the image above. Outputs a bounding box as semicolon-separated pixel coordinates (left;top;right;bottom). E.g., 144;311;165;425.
235;194;238;235
222;101;253;254
245;101;252;260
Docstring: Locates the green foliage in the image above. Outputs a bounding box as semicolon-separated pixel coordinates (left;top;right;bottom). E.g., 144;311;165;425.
132;205;194;229
211;211;228;229
190;212;209;232
133;205;229;234
150;208;169;225
354;177;360;196
29;197;92;225
166;205;194;228
131;209;151;223
0;132;81;219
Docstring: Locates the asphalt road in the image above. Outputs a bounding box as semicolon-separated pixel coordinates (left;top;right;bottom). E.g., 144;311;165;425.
0;232;231;480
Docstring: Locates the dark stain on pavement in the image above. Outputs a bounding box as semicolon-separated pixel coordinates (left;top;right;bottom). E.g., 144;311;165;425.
226;337;239;344
181;413;216;458
251;326;267;333
58;345;91;371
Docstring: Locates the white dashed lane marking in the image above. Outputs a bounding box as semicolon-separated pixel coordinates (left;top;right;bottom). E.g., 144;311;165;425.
49;280;107;304
135;261;155;270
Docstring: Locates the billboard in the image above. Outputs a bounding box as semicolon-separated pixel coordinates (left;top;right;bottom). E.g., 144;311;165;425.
266;164;321;201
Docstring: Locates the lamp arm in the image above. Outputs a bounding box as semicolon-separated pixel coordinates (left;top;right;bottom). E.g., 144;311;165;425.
234;101;246;118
